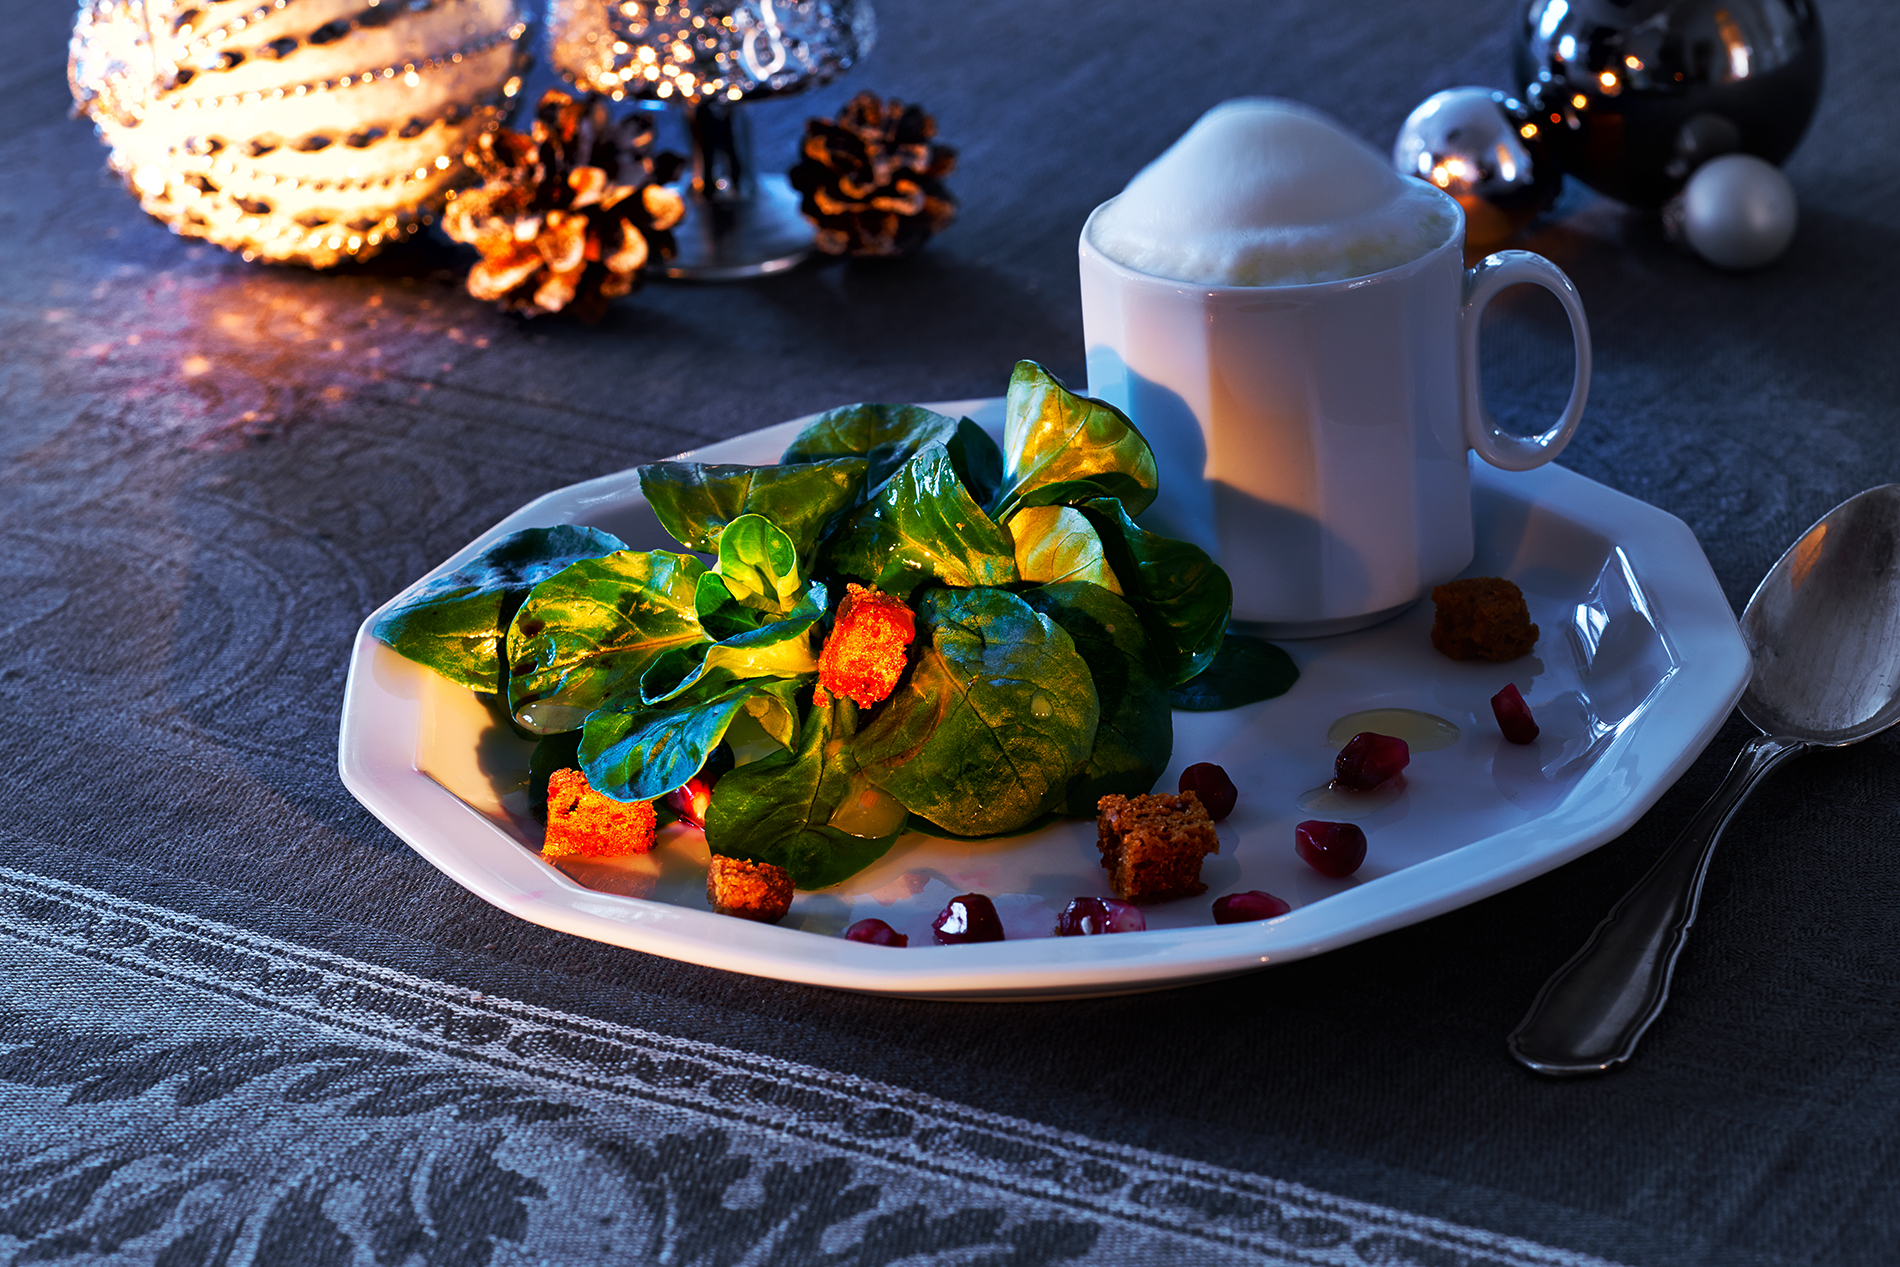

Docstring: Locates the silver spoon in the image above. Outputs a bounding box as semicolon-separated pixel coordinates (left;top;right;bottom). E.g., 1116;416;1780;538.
1509;484;1900;1076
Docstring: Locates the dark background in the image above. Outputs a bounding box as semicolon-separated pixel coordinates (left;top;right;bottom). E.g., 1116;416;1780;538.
5;1;1897;1262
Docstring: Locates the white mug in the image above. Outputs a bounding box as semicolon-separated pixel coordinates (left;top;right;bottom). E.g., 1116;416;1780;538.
1079;203;1591;637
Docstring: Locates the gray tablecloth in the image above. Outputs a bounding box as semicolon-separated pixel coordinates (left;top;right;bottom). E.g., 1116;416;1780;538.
5;1;1898;1263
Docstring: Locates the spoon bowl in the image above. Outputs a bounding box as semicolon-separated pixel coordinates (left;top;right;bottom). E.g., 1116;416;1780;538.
1510;484;1900;1075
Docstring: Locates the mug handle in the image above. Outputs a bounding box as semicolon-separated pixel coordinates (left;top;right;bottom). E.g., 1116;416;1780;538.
1460;250;1592;472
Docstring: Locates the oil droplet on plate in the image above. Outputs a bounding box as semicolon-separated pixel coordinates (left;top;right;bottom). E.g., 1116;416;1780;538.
1326;709;1460;752
1296;780;1404;819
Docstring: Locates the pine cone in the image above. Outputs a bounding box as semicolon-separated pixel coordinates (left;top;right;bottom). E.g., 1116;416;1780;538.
788;92;957;258
444;91;687;322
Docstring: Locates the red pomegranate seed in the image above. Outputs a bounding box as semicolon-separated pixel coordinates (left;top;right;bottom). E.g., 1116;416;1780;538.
932;894;1005;944
1178;762;1238;820
1212;890;1292;924
1296;819;1368;877
844;918;908;947
1333;732;1410;791
665;773;717;829
1053;896;1147;936
1491;683;1540;744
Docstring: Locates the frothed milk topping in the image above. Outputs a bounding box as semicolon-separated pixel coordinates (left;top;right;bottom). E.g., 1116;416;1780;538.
1089;99;1459;287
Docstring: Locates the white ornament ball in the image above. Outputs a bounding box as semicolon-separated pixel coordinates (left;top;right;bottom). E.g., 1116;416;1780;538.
1679;154;1798;270
69;0;531;268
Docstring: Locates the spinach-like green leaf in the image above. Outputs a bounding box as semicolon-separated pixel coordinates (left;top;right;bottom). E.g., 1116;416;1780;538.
372;525;626;692
1007;505;1122;592
853;587;1098;836
1022;582;1172;814
704;699;904;889
945;416;1004;508
581;675;764;802
822;444;1019;597
637;458;867;556
716;514;803;614
1168;632;1300;711
505;550;707;733
990;361;1159;522
1080;498;1232;686
639;584;825;705
780;402;963;490
694;572;764;641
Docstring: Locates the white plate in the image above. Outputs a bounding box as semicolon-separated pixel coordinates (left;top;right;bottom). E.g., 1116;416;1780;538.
339;398;1749;999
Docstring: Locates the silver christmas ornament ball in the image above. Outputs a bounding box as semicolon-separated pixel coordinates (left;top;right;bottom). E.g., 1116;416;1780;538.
1393;87;1561;248
1669;153;1798;269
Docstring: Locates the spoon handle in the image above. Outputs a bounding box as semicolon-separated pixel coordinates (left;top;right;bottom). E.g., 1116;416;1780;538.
1508;733;1809;1076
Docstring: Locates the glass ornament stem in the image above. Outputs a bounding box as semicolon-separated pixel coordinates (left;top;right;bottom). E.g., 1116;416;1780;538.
662;98;814;280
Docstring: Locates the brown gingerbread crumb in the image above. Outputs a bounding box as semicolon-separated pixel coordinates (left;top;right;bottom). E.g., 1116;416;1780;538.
544;767;657;859
1430;577;1539;662
1095;791;1220;903
706;855;795;923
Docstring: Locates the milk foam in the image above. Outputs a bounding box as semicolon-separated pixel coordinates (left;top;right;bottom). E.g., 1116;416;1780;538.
1089;99;1459;287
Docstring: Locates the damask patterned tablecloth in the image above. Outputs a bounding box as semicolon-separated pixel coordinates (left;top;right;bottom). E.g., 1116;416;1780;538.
4;1;1898;1264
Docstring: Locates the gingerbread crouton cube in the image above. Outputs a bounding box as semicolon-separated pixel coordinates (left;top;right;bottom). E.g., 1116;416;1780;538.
1095;791;1220;903
1430;576;1538;662
543;767;657;859
706;855;795;923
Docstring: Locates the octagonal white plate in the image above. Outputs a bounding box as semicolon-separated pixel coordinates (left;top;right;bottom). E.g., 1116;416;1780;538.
339;398;1749;999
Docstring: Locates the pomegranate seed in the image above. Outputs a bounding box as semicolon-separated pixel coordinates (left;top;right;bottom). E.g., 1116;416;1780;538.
1212;890;1291;924
1333;732;1409;791
932;894;1005;944
1296;819;1367;878
844;918;907;947
1491;683;1540;744
1053;896;1147;936
665;774;716;829
1178;762;1238;820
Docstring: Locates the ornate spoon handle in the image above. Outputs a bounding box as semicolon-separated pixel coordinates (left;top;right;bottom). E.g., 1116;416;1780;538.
1508;733;1810;1076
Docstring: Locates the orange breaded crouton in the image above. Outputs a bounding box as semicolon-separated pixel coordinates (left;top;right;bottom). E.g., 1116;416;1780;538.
1431;576;1539;662
706;855;795;923
544;767;658;859
1096;791;1219;903
816;583;915;707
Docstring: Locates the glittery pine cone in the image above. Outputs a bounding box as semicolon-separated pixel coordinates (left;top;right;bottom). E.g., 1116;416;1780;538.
788;92;958;258
444;91;686;322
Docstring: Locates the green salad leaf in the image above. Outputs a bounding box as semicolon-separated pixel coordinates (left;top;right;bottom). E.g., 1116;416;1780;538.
638;584;825;706
1022;581;1172;814
1168;632;1301;711
990;361;1159;522
945;416;1004;508
1007;505;1122;591
505;549;707;733
1080;498;1231;686
373;525;626;693
823;444;1019;597
583;676;801;803
715;514;804;614
637;458;867;556
854;586;1099;836
704;699;906;889
780;402;963;491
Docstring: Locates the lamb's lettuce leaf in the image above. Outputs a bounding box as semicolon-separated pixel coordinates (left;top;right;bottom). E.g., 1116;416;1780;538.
638;584;825;706
1022;582;1171;814
990;361;1159;521
505;549;707;733
637;458;866;556
1007;505;1122;592
704;699;905;889
582;675;802;803
715;514;803;614
853;586;1098;836
822;444;1018;597
1168;632;1300;711
1080;498;1231;686
373;525;626;692
780;402;963;491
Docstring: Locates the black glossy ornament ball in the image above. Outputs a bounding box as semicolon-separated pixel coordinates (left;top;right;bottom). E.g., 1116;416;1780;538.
1393;88;1563;249
1513;0;1824;208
